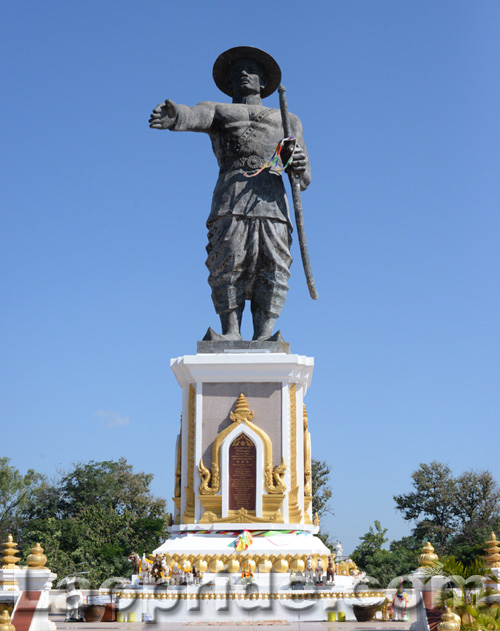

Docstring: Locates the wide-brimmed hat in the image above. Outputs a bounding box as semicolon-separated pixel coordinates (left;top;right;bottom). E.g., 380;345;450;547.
213;46;281;98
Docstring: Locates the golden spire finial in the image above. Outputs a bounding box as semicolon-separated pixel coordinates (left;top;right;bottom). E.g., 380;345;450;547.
418;541;439;567
230;394;255;423
235;393;249;414
26;543;48;570
313;512;320;527
0;610;15;631
1;534;20;569
484;531;500;568
437;607;460;631
303;404;308;430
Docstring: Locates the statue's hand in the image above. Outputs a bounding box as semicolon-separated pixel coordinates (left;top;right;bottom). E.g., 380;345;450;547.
149;99;178;130
285;142;307;173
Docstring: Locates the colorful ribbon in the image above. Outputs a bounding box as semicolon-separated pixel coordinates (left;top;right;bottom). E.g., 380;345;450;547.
177;529;310;537
244;136;297;177
233;530;254;551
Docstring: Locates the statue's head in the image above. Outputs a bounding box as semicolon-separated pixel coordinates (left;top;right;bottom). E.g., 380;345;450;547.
230;58;266;99
213;46;281;99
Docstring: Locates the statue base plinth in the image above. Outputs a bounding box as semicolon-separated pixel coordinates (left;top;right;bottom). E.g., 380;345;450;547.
198;329;290;354
169;350;314;529
151;348;347;621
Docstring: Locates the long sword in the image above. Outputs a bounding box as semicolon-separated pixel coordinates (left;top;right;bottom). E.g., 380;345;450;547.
278;84;318;300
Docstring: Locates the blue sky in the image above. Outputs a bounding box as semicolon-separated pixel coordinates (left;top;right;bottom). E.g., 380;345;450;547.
1;1;499;555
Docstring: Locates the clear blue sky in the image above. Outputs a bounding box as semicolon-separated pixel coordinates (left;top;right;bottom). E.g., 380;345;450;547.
1;1;499;555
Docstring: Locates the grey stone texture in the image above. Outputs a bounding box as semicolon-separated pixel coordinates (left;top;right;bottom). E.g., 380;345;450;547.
149;47;310;343
197;338;290;354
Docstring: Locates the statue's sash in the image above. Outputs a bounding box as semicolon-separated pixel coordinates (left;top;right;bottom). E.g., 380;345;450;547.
236;107;275;150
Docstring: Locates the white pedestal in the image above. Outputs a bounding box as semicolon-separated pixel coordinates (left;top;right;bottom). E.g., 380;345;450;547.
0;569;57;631
146;349;344;621
169;351;315;529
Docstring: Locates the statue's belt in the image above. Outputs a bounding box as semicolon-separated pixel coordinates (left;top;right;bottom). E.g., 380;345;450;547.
219;155;281;174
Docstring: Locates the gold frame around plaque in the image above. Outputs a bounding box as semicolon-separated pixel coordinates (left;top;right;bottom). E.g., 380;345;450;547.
198;394;286;496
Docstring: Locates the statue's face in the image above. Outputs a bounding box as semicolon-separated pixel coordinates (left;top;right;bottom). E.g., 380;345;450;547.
230;58;266;97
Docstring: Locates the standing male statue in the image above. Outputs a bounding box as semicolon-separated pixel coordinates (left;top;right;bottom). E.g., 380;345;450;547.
149;46;311;341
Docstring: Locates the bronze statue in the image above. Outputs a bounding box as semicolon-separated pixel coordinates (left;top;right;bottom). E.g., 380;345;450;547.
149;47;311;341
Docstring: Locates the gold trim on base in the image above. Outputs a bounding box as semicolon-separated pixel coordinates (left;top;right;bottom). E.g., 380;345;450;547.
262;494;285;522
182;386;196;523
288;485;302;523
203;507;282;524
288;385;302;523
113;589;387;600
303;496;313;524
199;495;222;523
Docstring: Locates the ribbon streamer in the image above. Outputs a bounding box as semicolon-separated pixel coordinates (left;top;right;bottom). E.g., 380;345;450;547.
244;136;297;177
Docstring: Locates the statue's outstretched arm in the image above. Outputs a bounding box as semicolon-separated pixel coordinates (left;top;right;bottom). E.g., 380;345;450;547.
149;100;216;134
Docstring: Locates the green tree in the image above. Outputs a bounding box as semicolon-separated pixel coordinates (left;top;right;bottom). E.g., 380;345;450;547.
351;523;420;587
311;458;333;518
351;520;388;569
22;458;170;587
0;457;44;541
394;461;458;548
454;470;500;546
394;462;500;560
311;458;334;550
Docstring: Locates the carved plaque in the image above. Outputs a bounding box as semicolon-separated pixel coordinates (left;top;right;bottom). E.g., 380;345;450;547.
229;434;256;511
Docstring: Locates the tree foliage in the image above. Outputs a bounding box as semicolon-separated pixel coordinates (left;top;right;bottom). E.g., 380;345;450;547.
0;458;169;587
351;521;420;587
351;520;388;569
394;461;457;547
0;457;44;541
394;461;500;559
311;458;333;518
311;458;335;551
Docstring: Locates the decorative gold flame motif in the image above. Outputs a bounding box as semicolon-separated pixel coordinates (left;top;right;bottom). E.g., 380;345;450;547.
230;393;255;423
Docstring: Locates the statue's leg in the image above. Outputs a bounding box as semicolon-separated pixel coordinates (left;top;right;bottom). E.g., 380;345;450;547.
206;217;246;340
251;219;292;341
251;304;277;341
219;306;243;340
